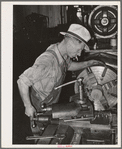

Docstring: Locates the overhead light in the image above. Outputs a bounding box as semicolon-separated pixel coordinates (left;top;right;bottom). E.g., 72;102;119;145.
66;6;68;11
74;5;79;8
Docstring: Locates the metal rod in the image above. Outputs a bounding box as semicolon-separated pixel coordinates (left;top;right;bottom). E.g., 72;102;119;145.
26;134;65;140
54;80;77;90
79;85;82;100
63;117;93;122
26;136;56;140
111;129;116;144
86;139;105;143
102;66;107;78
85;49;117;53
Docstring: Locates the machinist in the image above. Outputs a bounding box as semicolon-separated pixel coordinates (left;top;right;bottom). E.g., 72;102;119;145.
17;24;102;118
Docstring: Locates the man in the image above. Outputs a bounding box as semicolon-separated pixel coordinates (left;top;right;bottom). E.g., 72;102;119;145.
17;24;102;118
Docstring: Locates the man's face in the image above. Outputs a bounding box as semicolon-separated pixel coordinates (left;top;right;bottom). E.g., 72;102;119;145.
67;37;85;59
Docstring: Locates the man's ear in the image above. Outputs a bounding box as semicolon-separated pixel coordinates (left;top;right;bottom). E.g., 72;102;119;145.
68;37;76;49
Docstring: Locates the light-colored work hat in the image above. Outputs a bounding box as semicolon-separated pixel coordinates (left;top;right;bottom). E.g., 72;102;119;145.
60;24;91;51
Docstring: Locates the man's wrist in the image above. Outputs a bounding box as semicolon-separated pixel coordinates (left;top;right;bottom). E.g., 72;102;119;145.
87;60;93;67
85;61;90;67
24;103;33;108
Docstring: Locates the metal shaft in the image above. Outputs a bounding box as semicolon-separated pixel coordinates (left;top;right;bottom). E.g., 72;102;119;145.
77;77;83;101
102;66;107;78
26;136;56;140
26;134;65;140
54;80;77;90
79;85;82;100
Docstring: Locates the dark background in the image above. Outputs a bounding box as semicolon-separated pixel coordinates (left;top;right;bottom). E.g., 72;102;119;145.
13;5;80;144
13;38;75;144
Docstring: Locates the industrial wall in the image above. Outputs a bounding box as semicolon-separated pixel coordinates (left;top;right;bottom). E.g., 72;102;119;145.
13;5;67;29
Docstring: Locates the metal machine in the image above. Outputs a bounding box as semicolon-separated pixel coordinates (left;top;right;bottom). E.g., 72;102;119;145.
27;5;118;145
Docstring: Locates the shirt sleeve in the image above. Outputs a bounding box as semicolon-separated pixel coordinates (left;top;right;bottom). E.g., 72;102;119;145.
19;54;53;87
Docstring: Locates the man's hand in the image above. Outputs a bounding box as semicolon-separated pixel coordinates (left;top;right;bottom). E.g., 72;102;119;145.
87;60;104;67
25;105;36;117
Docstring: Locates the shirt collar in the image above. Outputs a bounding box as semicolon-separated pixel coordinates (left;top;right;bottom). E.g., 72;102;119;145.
54;43;64;64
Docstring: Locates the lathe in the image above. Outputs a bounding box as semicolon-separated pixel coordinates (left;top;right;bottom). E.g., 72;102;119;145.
26;5;118;145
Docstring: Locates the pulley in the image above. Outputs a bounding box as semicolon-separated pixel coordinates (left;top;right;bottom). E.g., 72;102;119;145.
88;5;117;38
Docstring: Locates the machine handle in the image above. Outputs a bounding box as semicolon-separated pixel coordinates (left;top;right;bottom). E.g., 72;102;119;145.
54;77;83;90
54;80;77;90
26;134;65;140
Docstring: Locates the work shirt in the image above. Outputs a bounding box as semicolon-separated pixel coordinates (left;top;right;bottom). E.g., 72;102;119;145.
19;43;71;109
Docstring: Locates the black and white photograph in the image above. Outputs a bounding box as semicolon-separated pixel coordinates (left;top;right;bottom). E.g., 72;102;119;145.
1;1;121;148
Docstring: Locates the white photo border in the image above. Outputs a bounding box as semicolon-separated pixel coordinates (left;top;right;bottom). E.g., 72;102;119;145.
1;1;121;148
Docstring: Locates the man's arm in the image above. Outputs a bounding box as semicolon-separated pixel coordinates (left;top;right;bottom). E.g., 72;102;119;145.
68;60;103;71
17;79;36;117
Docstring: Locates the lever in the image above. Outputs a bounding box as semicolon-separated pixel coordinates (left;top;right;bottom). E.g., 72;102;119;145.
30;117;36;128
100;63;108;80
55;77;84;103
54;77;83;90
101;66;107;80
77;77;83;100
54;80;77;90
26;134;65;140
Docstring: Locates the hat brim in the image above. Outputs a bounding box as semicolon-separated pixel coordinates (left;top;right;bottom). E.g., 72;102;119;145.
60;32;90;51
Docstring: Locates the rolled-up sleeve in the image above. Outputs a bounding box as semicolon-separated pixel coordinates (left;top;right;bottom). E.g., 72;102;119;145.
19;71;33;86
